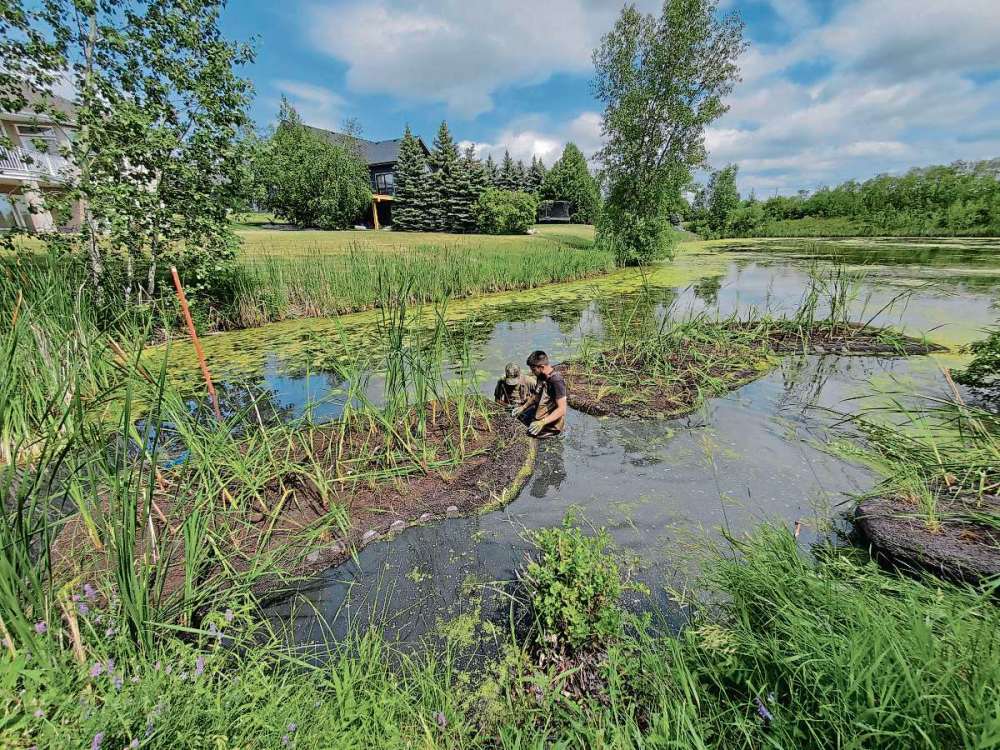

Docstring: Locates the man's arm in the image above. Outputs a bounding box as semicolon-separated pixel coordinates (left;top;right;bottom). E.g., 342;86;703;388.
512;389;539;415
536;396;567;426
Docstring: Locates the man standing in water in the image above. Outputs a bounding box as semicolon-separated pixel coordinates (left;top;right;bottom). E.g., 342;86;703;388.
494;362;535;409
512;350;568;438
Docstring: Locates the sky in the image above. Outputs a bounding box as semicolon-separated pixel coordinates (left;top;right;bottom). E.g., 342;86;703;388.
219;0;1000;195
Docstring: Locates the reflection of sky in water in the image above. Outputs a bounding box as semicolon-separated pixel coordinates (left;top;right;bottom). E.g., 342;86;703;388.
228;240;1000;646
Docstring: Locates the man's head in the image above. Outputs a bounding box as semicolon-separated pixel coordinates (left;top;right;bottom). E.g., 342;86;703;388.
526;350;552;378
504;362;521;386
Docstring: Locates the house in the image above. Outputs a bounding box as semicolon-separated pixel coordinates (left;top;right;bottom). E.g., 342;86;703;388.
305;126;430;228
0;90;81;232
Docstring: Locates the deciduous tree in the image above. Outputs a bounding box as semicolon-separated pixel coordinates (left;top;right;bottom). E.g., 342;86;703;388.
541;143;601;224
593;0;746;265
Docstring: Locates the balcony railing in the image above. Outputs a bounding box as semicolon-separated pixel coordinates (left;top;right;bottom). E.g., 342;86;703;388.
0;145;71;181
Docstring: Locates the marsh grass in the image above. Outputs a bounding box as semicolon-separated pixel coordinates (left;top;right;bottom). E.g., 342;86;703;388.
224;241;616;327
567;267;931;418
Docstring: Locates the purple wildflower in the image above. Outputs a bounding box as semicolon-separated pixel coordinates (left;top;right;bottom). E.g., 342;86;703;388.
145;719;155;738
72;594;80;602
435;711;447;728
281;735;291;747
104;627;116;638
287;723;297;733
224;608;234;624
78;602;90;616
33;709;44;719
194;656;205;677
105;659;115;672
129;741;139;750
755;695;773;722
89;662;104;678
112;674;123;691
91;732;104;750
34;621;47;635
84;583;97;600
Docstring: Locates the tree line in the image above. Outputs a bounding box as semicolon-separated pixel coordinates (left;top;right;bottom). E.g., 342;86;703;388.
689;160;1000;238
251;106;601;235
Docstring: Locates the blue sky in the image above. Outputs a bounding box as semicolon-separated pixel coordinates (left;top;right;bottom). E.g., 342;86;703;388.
220;0;1000;194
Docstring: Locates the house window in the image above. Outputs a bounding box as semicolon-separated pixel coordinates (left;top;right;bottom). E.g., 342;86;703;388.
374;171;394;195
0;193;22;230
16;124;59;154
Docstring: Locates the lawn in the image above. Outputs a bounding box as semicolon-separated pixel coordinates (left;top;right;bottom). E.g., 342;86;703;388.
234;222;597;257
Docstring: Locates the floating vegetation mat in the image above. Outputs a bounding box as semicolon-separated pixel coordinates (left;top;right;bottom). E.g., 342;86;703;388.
51;400;535;606
559;320;942;420
856;496;1000;584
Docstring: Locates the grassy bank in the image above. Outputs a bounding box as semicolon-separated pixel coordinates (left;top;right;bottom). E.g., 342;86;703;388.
727;215;1000;238
11;524;998;748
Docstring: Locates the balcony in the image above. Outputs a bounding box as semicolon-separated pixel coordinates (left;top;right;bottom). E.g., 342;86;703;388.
0;145;71;183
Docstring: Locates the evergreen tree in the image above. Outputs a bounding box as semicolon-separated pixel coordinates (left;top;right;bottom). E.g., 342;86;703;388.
450;145;486;232
393;125;430;231
541;142;601;223
515;159;530;192
498;150;518;191
427;120;460;232
528;156;547;193
484;154;500;186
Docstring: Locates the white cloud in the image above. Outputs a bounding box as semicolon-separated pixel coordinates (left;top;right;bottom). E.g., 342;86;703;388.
707;0;1000;194
461;111;604;169
304;0;659;118
271;79;345;130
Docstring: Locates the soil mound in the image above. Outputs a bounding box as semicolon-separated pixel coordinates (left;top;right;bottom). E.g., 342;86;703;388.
559;324;942;420
856;497;1000;584
52;401;536;604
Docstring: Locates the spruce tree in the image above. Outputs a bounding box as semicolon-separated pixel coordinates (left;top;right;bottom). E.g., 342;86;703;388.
528;156;547;194
498;149;518;191
450;145;485;232
515;159;529;192
392;126;430;231
427;120;460;232
484;154;500;186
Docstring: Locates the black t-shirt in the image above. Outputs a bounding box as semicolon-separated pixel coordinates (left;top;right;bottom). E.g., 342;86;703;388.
541;370;567;402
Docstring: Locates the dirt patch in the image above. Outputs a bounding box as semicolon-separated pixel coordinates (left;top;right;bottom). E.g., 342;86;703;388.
51;401;535;605
856;496;1000;584
559;323;942;420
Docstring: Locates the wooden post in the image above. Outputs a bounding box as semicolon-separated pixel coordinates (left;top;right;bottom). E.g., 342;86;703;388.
371;196;380;230
170;266;222;421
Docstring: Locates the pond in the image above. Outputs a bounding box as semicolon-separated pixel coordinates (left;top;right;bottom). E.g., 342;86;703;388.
167;238;1000;648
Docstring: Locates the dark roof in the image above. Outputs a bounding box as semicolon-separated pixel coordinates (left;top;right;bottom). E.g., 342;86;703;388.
304;125;429;167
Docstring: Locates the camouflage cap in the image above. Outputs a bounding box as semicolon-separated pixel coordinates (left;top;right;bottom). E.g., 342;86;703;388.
504;362;521;385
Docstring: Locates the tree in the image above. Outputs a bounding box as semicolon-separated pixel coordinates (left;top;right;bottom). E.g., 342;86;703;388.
541;143;601;224
484;154;500;186
3;0;257;303
527;156;548;194
258;100;371;230
514;160;529;192
593;0;746;265
427;121;460;232
451;145;487;233
393;126;430;231
498;150;518;191
706;164;740;233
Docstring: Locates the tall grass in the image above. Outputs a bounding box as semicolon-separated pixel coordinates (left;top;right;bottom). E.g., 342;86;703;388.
224;242;616;327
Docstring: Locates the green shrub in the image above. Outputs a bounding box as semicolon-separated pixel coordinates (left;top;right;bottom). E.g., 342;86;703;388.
595;201;675;266
522;520;627;651
475;188;538;235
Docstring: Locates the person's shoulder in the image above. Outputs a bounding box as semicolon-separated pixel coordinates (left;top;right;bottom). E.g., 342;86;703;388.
548;369;566;384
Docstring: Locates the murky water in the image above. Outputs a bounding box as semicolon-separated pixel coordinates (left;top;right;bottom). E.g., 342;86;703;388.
172;239;1000;646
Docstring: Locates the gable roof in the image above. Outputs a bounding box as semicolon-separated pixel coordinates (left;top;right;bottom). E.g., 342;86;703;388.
304;125;430;167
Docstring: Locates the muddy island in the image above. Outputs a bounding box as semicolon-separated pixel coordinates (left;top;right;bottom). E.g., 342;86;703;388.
558;318;942;420
52;399;536;604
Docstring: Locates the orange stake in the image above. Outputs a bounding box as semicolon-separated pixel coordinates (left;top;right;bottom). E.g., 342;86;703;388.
170;266;222;420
